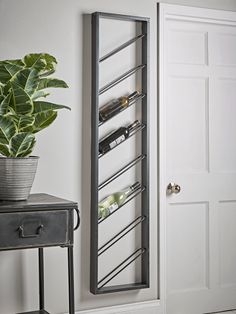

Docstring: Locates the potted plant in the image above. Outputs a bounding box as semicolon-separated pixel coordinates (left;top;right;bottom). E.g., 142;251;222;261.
0;53;70;200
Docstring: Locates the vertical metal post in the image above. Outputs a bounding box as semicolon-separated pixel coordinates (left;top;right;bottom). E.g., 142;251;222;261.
90;12;100;294
141;19;150;287
38;248;44;310
68;246;75;314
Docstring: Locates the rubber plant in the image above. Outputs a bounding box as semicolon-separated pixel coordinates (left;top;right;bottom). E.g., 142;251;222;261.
0;53;70;157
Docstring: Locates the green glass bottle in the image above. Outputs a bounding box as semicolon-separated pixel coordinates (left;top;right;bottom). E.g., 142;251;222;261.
98;182;140;219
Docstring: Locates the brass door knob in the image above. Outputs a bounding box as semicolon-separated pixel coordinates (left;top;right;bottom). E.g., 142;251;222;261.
167;182;181;194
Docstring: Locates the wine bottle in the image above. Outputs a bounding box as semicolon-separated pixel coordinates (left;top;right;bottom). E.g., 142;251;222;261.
99;91;139;122
98;182;141;219
99;120;140;155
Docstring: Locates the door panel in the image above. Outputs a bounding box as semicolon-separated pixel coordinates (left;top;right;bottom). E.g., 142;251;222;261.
212;78;236;172
160;4;236;314
167;202;209;292
211;33;236;66
219;201;236;287
167;29;207;65
167;77;208;174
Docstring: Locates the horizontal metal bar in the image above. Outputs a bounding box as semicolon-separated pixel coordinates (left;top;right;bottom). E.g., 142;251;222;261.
98;186;145;224
98;248;146;289
99;64;145;95
99;34;145;63
98;93;145;127
95;12;150;22
98;216;146;256
99;123;146;159
98;154;146;190
96;282;149;294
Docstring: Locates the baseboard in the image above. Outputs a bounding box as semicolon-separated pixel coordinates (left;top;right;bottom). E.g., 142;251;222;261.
75;300;161;314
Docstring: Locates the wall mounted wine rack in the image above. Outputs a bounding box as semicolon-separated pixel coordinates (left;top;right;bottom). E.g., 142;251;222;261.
90;11;150;294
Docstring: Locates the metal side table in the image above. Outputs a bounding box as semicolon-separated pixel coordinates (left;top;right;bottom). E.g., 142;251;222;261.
0;193;79;314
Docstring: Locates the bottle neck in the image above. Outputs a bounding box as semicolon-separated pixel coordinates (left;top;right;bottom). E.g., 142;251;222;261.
128;120;141;133
128;91;139;101
120;91;139;108
124;182;141;196
124;189;131;196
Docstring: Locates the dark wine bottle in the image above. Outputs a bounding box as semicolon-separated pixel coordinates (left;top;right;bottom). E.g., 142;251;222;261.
99;91;139;122
99;120;140;154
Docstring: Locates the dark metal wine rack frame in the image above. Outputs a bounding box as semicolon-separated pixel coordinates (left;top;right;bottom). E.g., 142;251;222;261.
91;11;150;294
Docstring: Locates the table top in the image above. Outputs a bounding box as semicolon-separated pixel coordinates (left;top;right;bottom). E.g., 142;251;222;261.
0;193;78;213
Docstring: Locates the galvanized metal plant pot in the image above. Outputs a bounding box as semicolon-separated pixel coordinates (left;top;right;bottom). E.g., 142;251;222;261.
0;156;39;201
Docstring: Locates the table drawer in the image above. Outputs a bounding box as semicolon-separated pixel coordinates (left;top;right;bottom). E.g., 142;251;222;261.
0;210;70;249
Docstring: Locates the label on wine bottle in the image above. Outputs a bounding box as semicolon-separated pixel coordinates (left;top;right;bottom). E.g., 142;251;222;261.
109;134;126;149
108;202;119;213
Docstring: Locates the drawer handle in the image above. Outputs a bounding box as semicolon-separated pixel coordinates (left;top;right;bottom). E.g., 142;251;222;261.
18;224;44;238
74;208;80;231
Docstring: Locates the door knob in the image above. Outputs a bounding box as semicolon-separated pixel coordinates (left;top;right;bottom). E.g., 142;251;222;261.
167;182;181;194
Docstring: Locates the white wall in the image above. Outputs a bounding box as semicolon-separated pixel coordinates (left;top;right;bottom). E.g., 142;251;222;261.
0;0;236;313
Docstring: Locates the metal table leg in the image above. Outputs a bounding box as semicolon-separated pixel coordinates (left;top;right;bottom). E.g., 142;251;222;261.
38;248;44;310
68;246;75;314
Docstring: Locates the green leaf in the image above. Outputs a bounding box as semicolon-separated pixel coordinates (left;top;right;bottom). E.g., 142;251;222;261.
8;115;34;132
37;78;68;90
0;143;10;157
33;110;57;133
32;90;50;100
23;54;46;69
1;59;24;67
5;114;18;124
0;116;17;144
17;116;35;132
0;62;23;85
0;64;13;84
4;62;23;77
0;93;11;115
17;137;36;157
0;83;4;96
12;68;39;96
9;132;35;157
23;53;57;76
11;82;33;114
33;101;70;113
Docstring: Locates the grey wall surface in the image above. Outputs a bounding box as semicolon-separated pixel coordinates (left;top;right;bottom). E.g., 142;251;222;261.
0;0;236;313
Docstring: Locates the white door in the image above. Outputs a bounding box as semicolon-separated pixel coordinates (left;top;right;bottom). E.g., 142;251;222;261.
159;4;236;314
